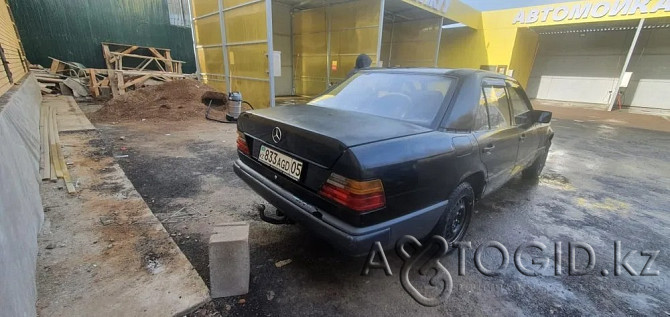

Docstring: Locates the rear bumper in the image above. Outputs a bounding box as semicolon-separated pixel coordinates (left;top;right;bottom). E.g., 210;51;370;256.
233;159;446;256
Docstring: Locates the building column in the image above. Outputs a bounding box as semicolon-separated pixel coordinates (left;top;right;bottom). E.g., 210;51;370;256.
434;18;443;67
608;18;645;111
376;0;385;66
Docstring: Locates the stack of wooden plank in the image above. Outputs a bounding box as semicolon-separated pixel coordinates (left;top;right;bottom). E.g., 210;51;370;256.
39;96;95;194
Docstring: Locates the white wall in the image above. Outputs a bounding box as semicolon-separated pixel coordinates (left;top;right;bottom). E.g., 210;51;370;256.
0;73;43;317
272;2;293;96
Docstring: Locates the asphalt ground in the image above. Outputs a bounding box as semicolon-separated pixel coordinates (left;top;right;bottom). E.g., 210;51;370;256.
98;116;670;316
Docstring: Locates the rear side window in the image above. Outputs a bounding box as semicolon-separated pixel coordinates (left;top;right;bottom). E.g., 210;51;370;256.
507;84;532;125
473;89;490;131
482;86;511;129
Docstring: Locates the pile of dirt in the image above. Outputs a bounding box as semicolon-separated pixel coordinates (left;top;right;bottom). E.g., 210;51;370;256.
91;79;225;122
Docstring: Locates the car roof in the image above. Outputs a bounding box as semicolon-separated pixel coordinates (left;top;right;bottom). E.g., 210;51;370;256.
360;67;514;82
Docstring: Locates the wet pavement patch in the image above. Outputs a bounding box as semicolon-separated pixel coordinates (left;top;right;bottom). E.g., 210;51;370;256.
97;120;670;316
110;139;245;211
117;152;205;211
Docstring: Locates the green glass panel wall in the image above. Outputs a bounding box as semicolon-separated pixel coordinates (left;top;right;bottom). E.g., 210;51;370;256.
8;0;196;73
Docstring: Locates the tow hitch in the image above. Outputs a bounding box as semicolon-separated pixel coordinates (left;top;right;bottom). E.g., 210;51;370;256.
258;204;292;224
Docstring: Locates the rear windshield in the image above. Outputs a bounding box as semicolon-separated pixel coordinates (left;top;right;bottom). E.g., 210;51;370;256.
308;72;453;126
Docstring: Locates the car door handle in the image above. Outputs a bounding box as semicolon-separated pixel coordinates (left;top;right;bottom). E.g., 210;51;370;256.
482;144;495;153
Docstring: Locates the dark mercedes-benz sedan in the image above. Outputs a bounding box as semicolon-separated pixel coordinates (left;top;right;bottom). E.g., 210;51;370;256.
233;68;553;256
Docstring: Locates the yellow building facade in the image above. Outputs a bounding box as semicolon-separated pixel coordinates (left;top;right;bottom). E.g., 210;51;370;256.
438;0;670;87
0;1;29;96
190;0;670;110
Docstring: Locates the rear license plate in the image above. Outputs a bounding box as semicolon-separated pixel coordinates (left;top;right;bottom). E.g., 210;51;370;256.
258;145;303;181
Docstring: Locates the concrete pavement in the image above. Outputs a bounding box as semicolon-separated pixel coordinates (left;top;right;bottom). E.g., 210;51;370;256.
533;99;670;133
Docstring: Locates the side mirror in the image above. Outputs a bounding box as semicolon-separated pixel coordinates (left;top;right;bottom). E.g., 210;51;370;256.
514;112;532;126
532;110;552;124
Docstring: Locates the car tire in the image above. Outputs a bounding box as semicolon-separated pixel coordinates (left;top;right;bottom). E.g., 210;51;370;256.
522;144;550;179
433;182;474;251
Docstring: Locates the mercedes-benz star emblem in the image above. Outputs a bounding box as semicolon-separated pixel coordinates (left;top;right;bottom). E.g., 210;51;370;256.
272;127;282;143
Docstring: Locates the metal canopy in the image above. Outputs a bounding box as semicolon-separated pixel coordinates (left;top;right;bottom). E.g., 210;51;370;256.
384;0;438;22
279;0;455;23
274;0;354;10
532;17;670;35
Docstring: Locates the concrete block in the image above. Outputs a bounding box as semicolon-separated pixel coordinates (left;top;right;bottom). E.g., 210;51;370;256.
209;222;249;298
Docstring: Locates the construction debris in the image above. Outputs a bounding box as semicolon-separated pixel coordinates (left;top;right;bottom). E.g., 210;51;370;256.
100;42;193;98
49;57;87;77
32;57;92;96
274;259;292;268
89;79;222;122
101;42;184;73
34;71;65;95
103;69;195;98
35;42;195;99
63;77;89;97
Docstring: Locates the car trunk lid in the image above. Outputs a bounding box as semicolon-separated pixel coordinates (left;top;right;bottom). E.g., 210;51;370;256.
237;105;431;168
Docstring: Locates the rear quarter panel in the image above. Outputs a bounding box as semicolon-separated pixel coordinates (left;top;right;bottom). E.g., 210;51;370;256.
336;131;485;226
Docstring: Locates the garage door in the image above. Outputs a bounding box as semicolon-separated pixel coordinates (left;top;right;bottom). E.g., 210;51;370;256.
528;24;670;110
624;27;670;110
526;29;635;105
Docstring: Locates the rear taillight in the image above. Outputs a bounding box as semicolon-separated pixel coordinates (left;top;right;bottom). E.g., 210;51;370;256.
237;131;250;155
318;173;385;212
